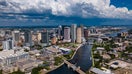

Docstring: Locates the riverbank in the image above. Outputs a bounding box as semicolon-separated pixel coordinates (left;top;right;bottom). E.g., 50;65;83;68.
48;43;93;74
46;44;82;74
70;44;82;60
44;63;64;74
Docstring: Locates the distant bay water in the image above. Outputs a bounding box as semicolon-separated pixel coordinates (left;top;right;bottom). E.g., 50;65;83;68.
0;25;131;29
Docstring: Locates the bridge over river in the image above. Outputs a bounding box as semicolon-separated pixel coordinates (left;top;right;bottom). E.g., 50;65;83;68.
64;60;85;74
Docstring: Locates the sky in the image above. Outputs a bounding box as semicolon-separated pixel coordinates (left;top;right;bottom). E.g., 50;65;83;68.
0;0;132;26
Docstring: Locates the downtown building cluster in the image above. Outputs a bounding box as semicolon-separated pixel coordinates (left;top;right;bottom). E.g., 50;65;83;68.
0;24;94;73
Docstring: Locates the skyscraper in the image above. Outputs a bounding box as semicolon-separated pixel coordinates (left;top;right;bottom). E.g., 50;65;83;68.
80;25;84;38
12;30;20;42
84;29;89;39
58;25;62;39
24;30;32;46
41;29;49;45
76;27;82;43
2;38;14;50
51;37;57;45
12;30;20;46
71;24;77;43
63;27;71;42
37;32;41;42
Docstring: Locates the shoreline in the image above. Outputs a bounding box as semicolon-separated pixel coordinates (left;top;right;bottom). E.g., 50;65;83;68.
46;43;82;74
45;63;64;74
70;44;82;60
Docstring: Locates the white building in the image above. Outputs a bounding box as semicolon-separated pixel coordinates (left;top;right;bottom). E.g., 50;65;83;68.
0;49;29;66
2;39;14;50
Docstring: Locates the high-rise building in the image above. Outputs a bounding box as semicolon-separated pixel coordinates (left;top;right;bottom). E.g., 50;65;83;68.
2;38;14;50
58;25;62;39
51;36;57;45
32;32;39;45
24;30;32;46
71;24;77;43
84;29;89;39
37;32;41;42
63;27;71;42
80;25;84;37
90;27;97;34
76;27;82;43
51;33;57;45
13;31;20;42
0;30;5;37
12;30;20;46
41;30;49;45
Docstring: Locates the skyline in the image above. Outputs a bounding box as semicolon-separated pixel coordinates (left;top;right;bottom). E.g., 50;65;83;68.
0;0;132;26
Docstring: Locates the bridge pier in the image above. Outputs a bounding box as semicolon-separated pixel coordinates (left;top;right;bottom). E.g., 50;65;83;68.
67;64;70;68
64;60;85;74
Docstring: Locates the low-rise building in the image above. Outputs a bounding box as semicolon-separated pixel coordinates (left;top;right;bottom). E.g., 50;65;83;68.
0;49;29;67
16;59;43;72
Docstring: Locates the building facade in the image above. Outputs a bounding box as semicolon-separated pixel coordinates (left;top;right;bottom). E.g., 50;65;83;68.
41;30;49;45
71;24;77;43
63;27;71;42
0;50;29;66
24;30;32;46
76;27;82;43
84;29;89;39
2;39;14;50
12;31;20;47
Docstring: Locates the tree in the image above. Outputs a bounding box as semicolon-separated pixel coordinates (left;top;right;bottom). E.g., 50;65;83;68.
128;29;132;34
109;54;115;60
10;70;24;74
0;49;3;51
0;70;2;74
31;67;43;74
125;46;132;53
24;49;29;52
54;57;63;65
104;45;110;51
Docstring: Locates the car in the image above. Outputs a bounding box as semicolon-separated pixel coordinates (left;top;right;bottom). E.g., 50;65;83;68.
113;62;119;65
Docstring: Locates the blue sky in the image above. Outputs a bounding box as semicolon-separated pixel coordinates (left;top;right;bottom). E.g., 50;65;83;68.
0;0;132;26
111;0;132;10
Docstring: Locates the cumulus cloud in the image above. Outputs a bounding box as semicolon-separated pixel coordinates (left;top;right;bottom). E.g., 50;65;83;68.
0;0;132;19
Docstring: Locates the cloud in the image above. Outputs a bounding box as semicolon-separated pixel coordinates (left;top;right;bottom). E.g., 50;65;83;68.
0;0;132;19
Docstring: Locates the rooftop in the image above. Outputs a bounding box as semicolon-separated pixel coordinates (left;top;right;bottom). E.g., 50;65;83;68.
0;49;28;59
91;68;111;74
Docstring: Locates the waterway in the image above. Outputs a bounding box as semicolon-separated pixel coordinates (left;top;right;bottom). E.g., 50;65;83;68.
48;42;93;74
105;29;128;37
48;28;128;74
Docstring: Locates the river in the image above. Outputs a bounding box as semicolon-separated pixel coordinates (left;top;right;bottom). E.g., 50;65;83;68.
48;42;93;74
48;28;128;74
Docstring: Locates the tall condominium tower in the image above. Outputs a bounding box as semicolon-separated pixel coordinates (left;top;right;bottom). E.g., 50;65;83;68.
12;30;20;42
12;30;20;46
80;25;84;38
63;27;71;42
71;24;77;43
58;25;62;39
41;29;49;45
24;30;32;46
84;29;89;39
2;38;14;50
76;27;82;43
